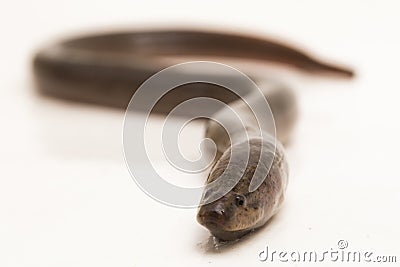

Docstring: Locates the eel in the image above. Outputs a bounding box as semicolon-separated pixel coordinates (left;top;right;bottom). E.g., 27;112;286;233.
32;29;353;241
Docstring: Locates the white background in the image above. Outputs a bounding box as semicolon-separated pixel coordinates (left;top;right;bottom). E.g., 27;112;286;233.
1;0;400;266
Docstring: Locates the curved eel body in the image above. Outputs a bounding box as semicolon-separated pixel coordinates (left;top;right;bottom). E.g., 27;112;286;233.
32;29;353;241
197;84;294;240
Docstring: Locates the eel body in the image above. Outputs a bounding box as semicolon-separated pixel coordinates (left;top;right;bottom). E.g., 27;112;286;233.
32;29;353;241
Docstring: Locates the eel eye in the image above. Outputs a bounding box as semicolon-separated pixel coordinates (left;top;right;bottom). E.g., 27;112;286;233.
235;195;245;206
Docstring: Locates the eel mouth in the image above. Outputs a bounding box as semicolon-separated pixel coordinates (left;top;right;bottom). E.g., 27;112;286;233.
198;212;252;241
199;217;225;231
205;224;252;241
197;212;226;233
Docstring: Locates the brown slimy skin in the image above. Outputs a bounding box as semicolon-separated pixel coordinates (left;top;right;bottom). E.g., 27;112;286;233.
196;84;293;241
197;138;288;241
33;30;353;110
32;29;354;242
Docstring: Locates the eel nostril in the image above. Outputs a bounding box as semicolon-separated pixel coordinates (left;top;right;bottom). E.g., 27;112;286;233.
205;208;226;223
198;201;227;225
